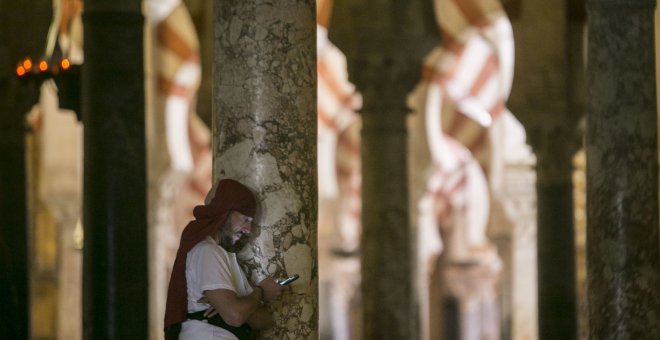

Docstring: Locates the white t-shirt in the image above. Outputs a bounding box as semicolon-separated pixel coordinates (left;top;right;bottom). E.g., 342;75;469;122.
180;236;254;340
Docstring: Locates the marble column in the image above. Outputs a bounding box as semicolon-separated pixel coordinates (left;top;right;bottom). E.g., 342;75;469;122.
82;0;148;338
508;0;587;337
531;127;580;340
0;0;50;337
329;1;438;338
214;1;317;338
0;75;30;339
586;0;660;337
0;93;30;339
0;128;29;340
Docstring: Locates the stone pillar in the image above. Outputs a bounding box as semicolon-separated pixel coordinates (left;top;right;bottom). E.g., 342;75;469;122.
82;0;148;338
0;0;50;337
586;0;660;337
504;163;538;340
531;128;580;340
508;0;586;337
214;1;317;338
329;1;438;338
0;82;31;340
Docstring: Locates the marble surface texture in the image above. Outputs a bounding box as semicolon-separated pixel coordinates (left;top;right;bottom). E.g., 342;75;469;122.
586;2;660;338
214;0;317;338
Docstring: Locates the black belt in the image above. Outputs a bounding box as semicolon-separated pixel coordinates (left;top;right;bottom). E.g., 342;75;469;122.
187;310;251;340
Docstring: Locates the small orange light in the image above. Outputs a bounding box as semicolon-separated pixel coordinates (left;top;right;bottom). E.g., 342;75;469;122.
23;58;32;70
39;60;48;72
60;58;70;70
16;65;26;76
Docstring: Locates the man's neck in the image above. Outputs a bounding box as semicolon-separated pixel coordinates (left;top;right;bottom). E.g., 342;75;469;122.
210;232;220;245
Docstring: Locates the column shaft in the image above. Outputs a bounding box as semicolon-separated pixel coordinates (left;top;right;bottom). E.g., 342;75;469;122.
82;2;148;338
536;173;577;340
214;1;317;338
329;1;438;338
586;0;660;337
361;112;414;339
528;126;581;340
508;0;585;336
0;63;30;340
0;130;29;339
0;0;51;336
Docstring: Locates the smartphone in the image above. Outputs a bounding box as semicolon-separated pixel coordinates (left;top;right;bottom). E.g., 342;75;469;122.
277;274;299;286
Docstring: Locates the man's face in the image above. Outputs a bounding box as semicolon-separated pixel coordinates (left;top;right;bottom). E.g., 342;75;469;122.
218;211;253;252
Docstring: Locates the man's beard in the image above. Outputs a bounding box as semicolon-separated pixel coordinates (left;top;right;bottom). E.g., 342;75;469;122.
219;233;250;253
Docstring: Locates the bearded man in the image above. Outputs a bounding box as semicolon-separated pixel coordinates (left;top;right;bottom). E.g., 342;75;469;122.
164;179;285;339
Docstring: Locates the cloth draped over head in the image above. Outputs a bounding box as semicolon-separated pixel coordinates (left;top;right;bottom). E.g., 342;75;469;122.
164;178;257;330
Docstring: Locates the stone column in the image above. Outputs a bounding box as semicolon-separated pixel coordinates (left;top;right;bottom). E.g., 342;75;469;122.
586;0;660;337
214;1;317;338
0;119;29;340
82;0;148;338
0;76;31;340
509;0;586;337
530;127;581;340
504;164;538;340
329;0;438;338
0;0;50;337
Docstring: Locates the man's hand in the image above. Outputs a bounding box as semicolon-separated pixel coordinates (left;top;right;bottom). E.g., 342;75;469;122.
258;277;285;302
201;278;287;327
197;297;219;318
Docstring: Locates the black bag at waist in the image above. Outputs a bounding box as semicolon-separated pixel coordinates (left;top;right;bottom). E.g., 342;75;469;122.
187;310;252;340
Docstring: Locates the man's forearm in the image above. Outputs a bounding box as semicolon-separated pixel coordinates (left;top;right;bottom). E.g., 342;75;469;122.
247;306;273;330
204;288;263;327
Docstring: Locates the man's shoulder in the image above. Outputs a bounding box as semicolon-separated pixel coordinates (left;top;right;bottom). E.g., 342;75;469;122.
189;237;230;258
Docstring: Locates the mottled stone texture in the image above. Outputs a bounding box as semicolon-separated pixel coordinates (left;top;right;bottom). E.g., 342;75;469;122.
82;5;148;339
214;1;317;338
586;0;660;338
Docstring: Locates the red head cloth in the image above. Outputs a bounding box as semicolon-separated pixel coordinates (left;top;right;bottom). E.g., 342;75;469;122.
164;178;256;330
